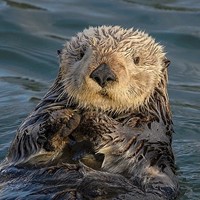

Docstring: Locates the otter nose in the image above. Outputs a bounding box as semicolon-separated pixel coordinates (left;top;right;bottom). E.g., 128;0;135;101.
90;63;116;88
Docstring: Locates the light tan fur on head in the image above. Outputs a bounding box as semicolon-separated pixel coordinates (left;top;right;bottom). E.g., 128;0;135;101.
59;25;168;113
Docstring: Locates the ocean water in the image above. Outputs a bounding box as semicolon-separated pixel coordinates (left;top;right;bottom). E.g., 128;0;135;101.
0;0;199;199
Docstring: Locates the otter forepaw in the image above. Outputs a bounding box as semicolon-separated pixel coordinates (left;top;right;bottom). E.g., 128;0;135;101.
48;109;81;136
64;111;81;136
35;109;81;152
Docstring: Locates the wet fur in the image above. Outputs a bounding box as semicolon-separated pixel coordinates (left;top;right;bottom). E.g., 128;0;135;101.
0;26;179;199
61;26;167;113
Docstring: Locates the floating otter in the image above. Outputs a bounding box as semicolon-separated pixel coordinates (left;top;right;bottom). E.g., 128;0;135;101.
0;26;179;199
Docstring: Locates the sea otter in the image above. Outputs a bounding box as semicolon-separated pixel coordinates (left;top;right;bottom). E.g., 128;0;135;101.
0;26;179;199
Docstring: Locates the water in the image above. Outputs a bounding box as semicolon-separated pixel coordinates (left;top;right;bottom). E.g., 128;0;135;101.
0;0;199;199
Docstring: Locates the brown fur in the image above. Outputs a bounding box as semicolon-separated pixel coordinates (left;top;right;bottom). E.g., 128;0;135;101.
1;26;178;200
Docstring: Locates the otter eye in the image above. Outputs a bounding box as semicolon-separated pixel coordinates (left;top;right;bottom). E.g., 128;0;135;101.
133;56;140;65
77;46;86;61
79;50;85;59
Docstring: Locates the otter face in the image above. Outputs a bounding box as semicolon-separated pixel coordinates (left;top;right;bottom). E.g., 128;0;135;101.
60;26;167;112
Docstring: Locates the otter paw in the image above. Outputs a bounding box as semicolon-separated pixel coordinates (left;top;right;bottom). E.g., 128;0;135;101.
64;111;81;135
49;109;81;137
36;109;81;150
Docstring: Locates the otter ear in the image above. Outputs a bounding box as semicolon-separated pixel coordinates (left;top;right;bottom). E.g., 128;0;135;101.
57;49;62;63
162;57;170;72
57;49;62;56
163;57;170;68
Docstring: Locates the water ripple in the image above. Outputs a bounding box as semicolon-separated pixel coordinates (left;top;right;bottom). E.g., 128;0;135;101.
123;0;200;12
0;76;47;92
4;0;47;11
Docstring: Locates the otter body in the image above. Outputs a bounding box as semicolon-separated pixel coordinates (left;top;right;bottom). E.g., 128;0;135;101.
0;26;179;199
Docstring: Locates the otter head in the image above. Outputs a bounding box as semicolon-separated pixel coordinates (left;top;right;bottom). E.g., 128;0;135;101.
59;26;169;113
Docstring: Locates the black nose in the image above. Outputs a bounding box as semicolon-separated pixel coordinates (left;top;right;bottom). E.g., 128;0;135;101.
90;63;116;88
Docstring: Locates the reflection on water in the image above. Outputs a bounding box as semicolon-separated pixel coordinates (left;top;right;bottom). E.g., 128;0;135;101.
0;0;199;199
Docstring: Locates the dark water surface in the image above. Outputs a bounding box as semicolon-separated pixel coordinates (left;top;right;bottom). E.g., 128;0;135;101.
0;0;199;199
